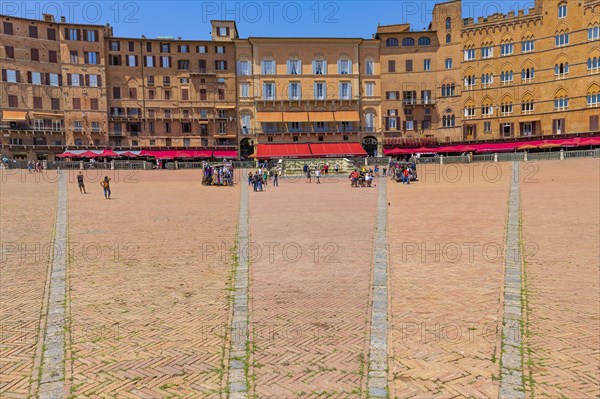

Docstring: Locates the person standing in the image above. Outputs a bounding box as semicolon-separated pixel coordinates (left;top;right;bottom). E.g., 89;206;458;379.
303;163;308;177
100;176;111;199
315;168;321;184
248;172;253;186
273;170;279;187
306;167;312;183
77;172;86;194
334;162;339;174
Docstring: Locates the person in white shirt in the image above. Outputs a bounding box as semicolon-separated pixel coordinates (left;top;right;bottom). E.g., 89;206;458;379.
315;169;321;184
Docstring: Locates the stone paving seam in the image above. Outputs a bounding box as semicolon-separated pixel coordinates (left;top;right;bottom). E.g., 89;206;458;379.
38;171;68;399
499;162;525;399
228;176;249;399
367;176;389;399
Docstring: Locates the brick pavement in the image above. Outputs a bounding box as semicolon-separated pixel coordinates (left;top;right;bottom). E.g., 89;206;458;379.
248;176;378;398
388;163;512;398
66;170;240;398
520;159;600;398
0;170;59;399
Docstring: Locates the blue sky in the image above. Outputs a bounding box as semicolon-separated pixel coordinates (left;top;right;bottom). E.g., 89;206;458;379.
2;1;535;39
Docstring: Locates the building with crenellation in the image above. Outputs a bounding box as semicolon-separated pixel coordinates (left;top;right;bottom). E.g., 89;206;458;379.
1;0;598;160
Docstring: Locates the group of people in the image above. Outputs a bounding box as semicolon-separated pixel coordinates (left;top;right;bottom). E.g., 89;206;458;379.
26;160;43;173
202;164;234;186
389;162;417;184
249;167;279;192
349;168;377;187
76;172;112;199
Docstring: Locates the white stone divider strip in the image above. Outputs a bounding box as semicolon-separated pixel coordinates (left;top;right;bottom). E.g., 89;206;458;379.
499;162;525;399
38;171;68;399
228;178;250;399
367;177;389;398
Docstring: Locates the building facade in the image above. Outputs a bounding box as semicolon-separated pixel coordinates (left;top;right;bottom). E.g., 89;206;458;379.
1;0;598;160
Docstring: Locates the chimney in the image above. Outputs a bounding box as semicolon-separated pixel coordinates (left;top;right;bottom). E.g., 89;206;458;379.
43;14;55;23
60;16;66;22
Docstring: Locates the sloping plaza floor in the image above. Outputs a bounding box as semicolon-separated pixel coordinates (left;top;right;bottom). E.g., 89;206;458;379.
0;159;598;399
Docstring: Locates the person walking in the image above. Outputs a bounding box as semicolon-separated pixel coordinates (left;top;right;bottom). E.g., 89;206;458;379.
77;172;86;194
273;170;279;187
315;168;321;184
100;176;111;199
403;167;410;185
306;167;312;183
334;162;339;174
248;172;253;186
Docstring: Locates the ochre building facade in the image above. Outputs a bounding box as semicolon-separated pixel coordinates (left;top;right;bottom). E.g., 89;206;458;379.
1;0;598;160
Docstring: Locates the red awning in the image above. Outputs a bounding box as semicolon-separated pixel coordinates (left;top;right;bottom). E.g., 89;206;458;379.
255;144;312;159
309;143;367;157
213;150;237;159
473;143;519;153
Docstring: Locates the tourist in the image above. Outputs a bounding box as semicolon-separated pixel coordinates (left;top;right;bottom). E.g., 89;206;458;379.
303;163;308;177
315;168;321;184
383;166;387;177
100;176;111;199
27;160;33;173
306;167;312;183
374;165;380;177
263;169;269;187
403;167;410;185
77;172;86;194
324;163;329;174
273;170;279;187
248;172;253;186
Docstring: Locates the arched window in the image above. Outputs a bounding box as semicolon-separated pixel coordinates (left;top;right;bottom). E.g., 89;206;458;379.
442;109;455;127
522;67;534;80
446;34;451;43
558;3;567;18
588;57;599;72
587;86;599;107
402;37;415;46
555;62;569;77
386;38;398;47
446;17;452;29
418;37;431;46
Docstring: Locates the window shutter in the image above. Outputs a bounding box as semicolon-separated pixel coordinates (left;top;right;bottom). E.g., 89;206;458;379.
337;60;341;74
82;29;87;40
95;31;99;42
135;56;138;66
80;74;84;84
312;60;316;74
77;29;82;40
402;121;406;130
58;75;63;86
44;73;50;85
159;57;163;67
395;91;400;99
591;116;599;131
414;121;419;130
2;69;7;82
561;119;566;133
125;55;130;66
64;28;69;38
226;27;230;36
67;74;72;86
348;60;352;74
510;123;514;136
143;56;147;67
15;70;20;82
169;56;172;67
27;71;32;83
224;61;227;70
396;117;400;129
85;74;90;86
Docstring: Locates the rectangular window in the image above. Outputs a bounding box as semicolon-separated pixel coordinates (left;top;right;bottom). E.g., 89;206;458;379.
199;59;207;73
31;72;41;85
145;56;154;67
161;43;170;53
200;89;207;100
110;41;120;51
161;56;171;68
164;90;171;100
49;73;59;86
70;74;81;86
366;82;374;97
239;60;251;75
424;59;431;71
3;22;13;35
216;60;227;70
388;60;396;72
8;95;18;107
87;30;97;42
421;90;431;104
501;104;513;115
263;82;276;100
445;58;452;69
197;45;207;53
85;52;98;64
287;60;301;75
481;46;492;59
262;60;275;74
313;60;327;75
588;93;599;107
558;4;567;18
501;43;514;56
90;98;99;110
48;50;57;63
338;59;351;74
5;46;14;58
29;25;38;38
47;28;56;41
589;26;600;41
70;51;78;64
464;49;476;61
314;82;326;100
240;83;250;98
128;55;137;66
405;59;413;72
113;87;121;99
181;88;189;100
178;60;190;70
31;48;39;61
288;82;301;100
554;97;569;111
33;96;42;109
72;98;81;110
521;39;535;52
217;26;229;36
179;44;189;53
366;60;374;75
555;33;570;47
484;121;492;133
216;46;225;54
339;82;351;100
